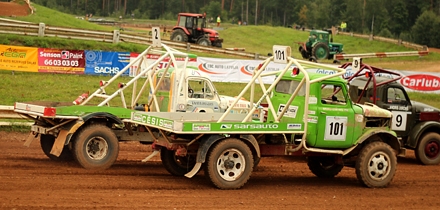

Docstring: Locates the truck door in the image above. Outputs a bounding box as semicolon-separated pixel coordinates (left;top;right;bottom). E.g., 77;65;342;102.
316;82;356;148
380;86;413;136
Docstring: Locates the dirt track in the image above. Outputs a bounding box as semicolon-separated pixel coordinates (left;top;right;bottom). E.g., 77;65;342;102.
1;131;440;209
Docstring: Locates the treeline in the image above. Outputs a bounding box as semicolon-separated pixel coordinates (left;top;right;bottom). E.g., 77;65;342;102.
5;0;440;47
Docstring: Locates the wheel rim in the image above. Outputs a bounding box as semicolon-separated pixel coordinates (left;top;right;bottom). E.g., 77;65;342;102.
85;137;109;160
215;148;246;181
316;47;327;59
367;151;391;181
174;34;183;41
425;140;440;159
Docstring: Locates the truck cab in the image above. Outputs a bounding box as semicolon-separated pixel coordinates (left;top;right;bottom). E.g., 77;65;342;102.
267;68;393;149
150;67;257;116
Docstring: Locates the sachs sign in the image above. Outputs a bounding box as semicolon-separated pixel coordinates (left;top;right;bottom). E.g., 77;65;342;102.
400;74;440;91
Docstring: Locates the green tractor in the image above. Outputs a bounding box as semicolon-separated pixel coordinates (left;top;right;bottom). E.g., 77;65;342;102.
298;29;343;62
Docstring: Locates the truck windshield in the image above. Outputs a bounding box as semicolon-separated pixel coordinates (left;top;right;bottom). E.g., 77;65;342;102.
275;80;305;96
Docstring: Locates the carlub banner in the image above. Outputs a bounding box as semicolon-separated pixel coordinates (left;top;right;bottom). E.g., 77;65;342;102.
84;51;130;75
0;45;38;72
38;48;85;74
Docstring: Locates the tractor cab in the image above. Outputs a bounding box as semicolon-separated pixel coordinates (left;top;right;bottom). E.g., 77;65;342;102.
171;13;223;47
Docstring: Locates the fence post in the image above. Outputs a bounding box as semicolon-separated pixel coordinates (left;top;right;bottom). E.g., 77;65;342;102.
254;53;259;60
112;30;120;44
38;23;45;37
186;43;190;51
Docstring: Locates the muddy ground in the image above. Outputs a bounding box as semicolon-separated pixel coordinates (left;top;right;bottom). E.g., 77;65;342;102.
1;131;440;209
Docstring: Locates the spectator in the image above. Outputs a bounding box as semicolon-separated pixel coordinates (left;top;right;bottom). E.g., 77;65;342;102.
217;15;221;27
340;21;347;32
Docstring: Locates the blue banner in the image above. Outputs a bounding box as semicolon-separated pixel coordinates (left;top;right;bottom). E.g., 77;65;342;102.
84;51;130;75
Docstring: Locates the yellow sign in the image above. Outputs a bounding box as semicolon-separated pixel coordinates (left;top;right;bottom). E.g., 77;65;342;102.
0;45;38;72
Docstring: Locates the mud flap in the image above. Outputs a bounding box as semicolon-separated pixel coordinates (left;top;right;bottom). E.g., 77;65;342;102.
141;150;160;162
185;162;202;178
24;132;37;147
50;130;69;157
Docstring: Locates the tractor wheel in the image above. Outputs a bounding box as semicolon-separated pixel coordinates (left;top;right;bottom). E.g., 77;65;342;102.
170;29;188;42
312;42;330;60
205;138;254;189
72;124;119;170
299;46;309;59
415;132;440;165
355;141;397;188
40;134;74;161
160;147;196;176
307;156;344;178
197;37;211;46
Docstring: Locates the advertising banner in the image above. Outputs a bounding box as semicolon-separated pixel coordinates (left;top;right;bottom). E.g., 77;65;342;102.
0;45;38;72
197;57;325;83
38;48;85;74
84;51;130;75
129;53;198;77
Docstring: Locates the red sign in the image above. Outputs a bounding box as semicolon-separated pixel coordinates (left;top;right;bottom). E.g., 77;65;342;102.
400;74;440;91
38;48;85;74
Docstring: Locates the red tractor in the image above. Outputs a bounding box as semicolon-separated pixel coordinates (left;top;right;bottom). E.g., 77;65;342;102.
170;13;223;48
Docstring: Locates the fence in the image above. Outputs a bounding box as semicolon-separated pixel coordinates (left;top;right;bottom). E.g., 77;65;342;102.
334;50;429;60
0;18;268;60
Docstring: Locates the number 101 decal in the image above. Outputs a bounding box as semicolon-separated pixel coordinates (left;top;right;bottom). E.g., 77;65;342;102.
324;116;348;141
272;45;291;64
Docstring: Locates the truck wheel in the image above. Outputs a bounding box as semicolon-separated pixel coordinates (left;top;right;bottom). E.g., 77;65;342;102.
40;134;73;161
160;147;196;176
170;29;188;42
307;156;343;178
205;138;254;189
415;132;440;165
355;141;396;188
72;124;119;170
197;37;211;46
312;42;329;60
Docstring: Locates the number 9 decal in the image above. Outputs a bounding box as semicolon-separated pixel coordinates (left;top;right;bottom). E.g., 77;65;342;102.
391;111;408;131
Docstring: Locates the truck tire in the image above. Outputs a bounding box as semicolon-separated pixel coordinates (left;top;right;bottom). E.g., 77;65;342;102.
205;138;254;189
40;134;74;161
312;42;329;60
307;156;343;178
160;147;196;176
197;37;211;46
355;141;396;188
415;132;440;165
170;29;188;42
72;124;119;170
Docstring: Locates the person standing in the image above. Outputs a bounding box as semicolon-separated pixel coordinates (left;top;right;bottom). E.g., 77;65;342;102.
217;15;221;27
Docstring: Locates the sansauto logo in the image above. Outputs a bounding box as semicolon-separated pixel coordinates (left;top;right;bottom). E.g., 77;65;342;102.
198;63;225;74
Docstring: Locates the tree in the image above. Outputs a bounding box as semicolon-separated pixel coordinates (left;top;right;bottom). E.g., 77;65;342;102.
412;10;440;47
298;5;308;26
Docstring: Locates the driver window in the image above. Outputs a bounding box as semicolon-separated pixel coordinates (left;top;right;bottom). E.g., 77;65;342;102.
188;79;213;99
320;84;346;105
186;17;193;28
387;88;407;105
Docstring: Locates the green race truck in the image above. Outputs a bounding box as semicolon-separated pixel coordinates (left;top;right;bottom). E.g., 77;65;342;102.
14;43;402;190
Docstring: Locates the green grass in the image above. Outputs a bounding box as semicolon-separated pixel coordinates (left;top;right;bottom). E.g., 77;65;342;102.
1;3;440;109
11;4;113;31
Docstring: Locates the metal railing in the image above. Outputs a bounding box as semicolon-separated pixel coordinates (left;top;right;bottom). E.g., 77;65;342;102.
0;18;268;60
